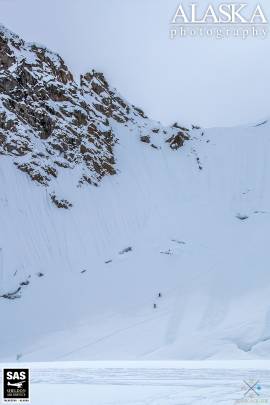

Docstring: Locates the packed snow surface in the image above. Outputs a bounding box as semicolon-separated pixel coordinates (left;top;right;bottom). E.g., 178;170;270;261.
1;361;270;405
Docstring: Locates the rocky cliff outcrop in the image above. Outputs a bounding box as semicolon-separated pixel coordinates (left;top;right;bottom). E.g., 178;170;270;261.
0;24;190;190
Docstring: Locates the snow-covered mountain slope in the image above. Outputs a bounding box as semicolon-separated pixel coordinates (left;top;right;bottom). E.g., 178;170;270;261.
0;23;188;191
0;25;270;362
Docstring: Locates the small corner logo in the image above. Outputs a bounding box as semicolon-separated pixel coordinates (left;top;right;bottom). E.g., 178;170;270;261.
2;369;30;403
235;379;269;404
242;380;262;397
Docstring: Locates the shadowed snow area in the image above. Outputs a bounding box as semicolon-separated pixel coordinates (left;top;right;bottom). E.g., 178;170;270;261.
1;116;270;361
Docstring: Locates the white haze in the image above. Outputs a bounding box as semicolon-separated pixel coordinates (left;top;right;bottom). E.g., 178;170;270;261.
1;0;270;127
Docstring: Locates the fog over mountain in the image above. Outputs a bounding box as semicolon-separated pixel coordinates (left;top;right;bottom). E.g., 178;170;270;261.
1;0;270;127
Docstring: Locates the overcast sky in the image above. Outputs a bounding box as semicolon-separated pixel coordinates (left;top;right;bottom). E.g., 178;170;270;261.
1;0;270;128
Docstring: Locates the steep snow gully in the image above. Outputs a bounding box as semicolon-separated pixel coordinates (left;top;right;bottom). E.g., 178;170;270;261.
0;25;270;362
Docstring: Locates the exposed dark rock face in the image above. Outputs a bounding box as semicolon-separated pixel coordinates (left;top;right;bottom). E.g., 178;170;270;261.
140;135;150;144
50;193;73;209
0;24;190;191
166;131;189;150
0;26;117;187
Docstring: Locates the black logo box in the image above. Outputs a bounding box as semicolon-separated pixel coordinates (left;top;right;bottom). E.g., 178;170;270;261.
3;369;30;400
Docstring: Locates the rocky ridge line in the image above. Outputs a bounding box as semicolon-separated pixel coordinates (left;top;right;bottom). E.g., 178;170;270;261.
0;24;190;192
